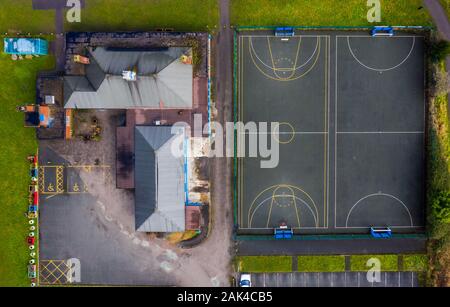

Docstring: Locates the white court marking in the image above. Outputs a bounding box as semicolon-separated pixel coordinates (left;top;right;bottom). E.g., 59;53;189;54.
344;193;414;228
345;36;416;72
336;131;423;134
334;35;425;229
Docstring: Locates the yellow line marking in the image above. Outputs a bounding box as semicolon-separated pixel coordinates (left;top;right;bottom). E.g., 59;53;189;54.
248;184;319;227
249;36;321;82
323;36;328;227
273;122;295;144
241;35;245;227
292;189;301;228
267;36;302;80
265;193;275;228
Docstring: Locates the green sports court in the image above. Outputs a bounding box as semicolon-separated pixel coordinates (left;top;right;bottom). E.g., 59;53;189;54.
234;30;426;235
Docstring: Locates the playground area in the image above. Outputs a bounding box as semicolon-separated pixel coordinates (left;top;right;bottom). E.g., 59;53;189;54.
235;29;426;236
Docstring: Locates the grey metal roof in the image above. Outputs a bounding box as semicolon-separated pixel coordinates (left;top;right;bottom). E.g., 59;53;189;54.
64;47;193;109
134;126;185;232
89;47;187;75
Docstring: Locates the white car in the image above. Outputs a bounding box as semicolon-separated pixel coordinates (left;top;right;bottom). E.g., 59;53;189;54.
239;274;251;287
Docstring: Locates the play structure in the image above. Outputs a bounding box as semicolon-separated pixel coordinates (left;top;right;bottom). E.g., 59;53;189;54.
74;54;90;64
3;38;48;55
18;103;54;128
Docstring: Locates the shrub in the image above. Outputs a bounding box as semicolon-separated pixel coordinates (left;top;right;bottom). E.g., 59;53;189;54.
432;190;450;223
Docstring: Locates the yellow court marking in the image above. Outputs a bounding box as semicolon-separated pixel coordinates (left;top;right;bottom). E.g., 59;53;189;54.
248;184;319;227
265;192;275;228
239;35;245;227
272;122;295;144
249;36;321;82
267;36;302;80
323;36;329;227
265;185;301;228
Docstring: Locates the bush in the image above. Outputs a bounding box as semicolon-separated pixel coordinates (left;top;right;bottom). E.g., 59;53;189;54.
429;40;450;63
432;190;450;223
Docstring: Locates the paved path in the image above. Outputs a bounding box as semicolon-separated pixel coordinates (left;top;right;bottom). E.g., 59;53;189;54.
250;272;420;287
32;0;85;71
424;0;450;40
204;0;234;284
424;0;450;113
237;238;427;255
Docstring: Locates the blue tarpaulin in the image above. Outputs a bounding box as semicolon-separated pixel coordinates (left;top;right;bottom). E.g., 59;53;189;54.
3;38;48;55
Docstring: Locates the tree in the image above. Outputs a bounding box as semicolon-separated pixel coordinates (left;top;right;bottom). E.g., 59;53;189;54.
429;40;450;63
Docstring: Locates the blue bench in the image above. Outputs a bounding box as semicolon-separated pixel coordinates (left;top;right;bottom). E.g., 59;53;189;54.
274;228;293;239
371;27;394;37
370;227;392;238
275;27;295;37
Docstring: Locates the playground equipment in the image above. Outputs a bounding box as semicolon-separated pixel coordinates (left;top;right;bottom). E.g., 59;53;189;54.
18;104;54;128
181;54;193;65
4;38;48;55
74;54;90;64
28;265;37;279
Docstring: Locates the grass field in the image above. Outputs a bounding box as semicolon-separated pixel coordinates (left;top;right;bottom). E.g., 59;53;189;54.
350;255;398;272
236;256;292;273
65;0;218;32
0;40;55;286
440;0;450;18
427;60;450;286
0;0;55;33
297;256;345;272
231;0;432;27
403;255;428;272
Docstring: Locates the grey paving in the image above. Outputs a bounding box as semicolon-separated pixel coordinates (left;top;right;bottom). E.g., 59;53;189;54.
236;237;427;255
39;145;174;285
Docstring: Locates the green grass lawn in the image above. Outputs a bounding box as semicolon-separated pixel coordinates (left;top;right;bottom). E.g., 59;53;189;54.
0;40;55;286
0;0;55;33
231;0;432;27
297;256;345;272
403;254;428;272
351;255;398;271
236;256;292;273
65;0;218;32
427;60;450;286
